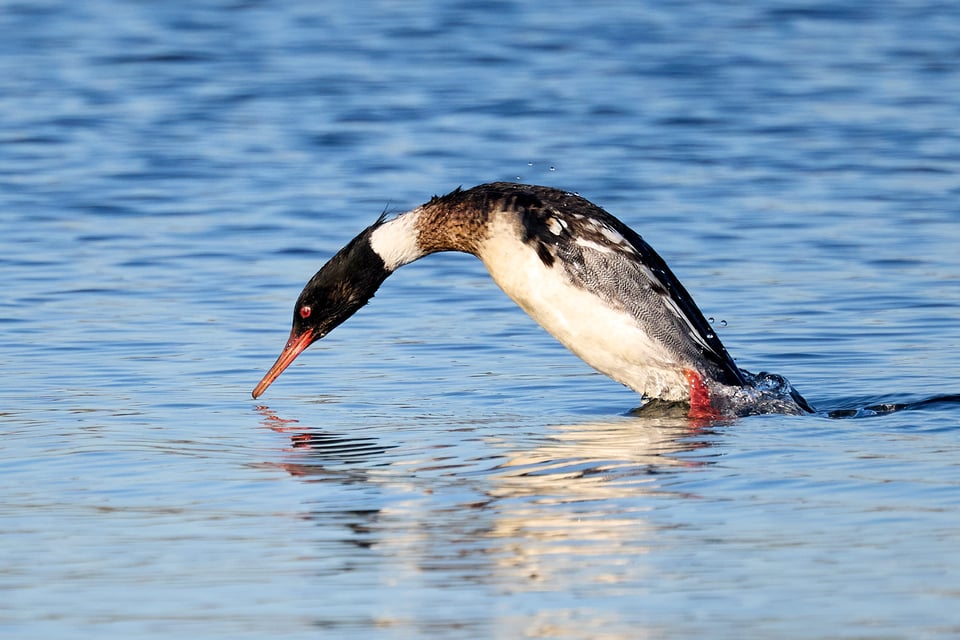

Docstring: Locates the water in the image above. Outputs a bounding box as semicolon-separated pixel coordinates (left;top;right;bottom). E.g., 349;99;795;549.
2;1;959;638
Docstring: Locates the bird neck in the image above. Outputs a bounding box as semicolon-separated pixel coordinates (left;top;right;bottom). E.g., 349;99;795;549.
368;211;425;271
368;200;492;271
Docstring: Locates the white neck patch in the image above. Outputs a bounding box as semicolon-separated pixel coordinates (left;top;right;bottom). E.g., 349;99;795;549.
369;210;425;271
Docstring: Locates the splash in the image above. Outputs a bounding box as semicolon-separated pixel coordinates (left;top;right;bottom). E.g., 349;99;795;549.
634;370;813;419
708;370;814;417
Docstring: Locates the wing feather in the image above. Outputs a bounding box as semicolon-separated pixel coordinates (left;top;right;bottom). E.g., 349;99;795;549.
514;189;745;387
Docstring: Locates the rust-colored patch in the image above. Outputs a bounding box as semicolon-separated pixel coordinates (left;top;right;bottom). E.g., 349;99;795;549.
684;368;721;420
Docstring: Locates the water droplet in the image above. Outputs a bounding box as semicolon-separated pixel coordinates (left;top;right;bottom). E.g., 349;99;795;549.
708;316;715;324
720;319;728;327
706;333;715;339
527;162;534;166
549;165;556;171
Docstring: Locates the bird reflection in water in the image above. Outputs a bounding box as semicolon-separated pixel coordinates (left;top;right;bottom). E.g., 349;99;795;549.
476;412;725;590
256;403;724;599
254;405;396;478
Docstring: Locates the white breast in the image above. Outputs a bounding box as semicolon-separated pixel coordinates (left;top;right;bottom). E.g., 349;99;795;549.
477;214;690;402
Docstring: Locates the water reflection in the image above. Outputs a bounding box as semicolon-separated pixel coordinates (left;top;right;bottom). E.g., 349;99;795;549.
255;405;396;478
482;415;713;591
257;406;719;635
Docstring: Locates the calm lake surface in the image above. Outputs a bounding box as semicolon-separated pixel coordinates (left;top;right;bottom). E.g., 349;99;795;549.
2;1;960;638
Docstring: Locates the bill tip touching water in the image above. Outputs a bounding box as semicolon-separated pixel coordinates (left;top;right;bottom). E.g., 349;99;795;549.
252;182;813;417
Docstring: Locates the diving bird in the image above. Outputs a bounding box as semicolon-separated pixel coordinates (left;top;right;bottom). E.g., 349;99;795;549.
252;182;812;417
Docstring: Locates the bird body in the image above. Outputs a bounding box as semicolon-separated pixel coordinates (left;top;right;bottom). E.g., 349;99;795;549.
253;182;809;416
477;206;706;402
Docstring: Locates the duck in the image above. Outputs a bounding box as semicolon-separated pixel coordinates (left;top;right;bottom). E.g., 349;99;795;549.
252;182;812;417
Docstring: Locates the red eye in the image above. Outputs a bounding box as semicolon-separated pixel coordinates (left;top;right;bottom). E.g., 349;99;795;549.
299;305;312;319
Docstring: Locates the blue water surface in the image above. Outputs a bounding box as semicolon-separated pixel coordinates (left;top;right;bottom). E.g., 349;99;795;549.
2;1;960;638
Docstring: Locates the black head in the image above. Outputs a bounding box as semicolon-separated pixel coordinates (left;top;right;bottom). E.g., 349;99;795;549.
252;224;391;399
291;228;392;340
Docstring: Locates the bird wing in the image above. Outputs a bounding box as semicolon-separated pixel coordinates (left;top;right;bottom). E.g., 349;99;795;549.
521;197;746;387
